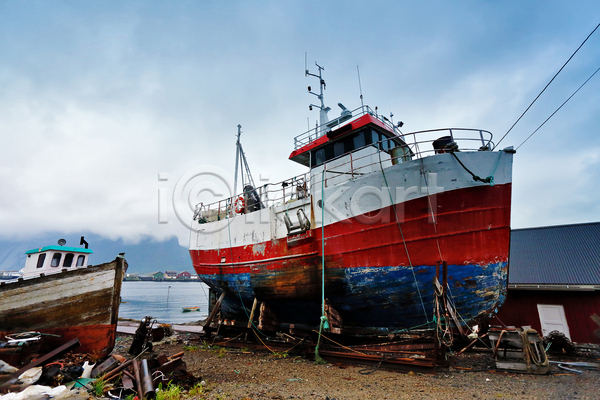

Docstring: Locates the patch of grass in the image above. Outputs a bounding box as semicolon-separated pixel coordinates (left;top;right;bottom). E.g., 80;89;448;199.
272;351;288;359
188;382;206;397
91;379;106;397
155;382;183;400
199;342;211;350
183;345;199;351
216;348;227;358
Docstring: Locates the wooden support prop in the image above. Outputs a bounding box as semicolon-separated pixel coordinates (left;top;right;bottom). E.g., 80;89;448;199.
204;292;226;329
257;302;280;331
247;298;258;328
325;299;344;334
446;298;466;338
442;261;448;288
455;333;489;356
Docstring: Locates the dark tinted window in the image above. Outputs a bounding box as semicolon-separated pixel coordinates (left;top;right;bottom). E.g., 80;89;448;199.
352;132;366;149
333;141;345;157
36;253;46;268
63;253;74;268
311;129;377;166
315;148;326;165
372;131;380;147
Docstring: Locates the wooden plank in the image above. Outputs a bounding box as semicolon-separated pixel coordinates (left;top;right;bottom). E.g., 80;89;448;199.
203;292;226;329
247;298;258;329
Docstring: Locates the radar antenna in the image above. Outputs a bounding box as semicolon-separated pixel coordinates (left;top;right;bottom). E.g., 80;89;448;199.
306;60;330;137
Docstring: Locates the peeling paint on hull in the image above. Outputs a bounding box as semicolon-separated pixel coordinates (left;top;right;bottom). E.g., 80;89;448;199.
0;258;127;357
191;181;511;333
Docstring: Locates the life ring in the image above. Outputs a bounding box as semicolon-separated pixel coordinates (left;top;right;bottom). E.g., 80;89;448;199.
234;196;245;214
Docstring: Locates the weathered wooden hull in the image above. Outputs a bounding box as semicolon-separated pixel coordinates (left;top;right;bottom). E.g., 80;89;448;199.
190;151;513;334
0;257;126;357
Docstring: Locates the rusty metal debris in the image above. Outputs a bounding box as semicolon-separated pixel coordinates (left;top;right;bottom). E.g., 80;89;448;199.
489;326;549;374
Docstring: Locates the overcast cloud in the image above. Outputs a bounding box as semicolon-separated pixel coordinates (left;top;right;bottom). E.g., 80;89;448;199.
1;1;599;246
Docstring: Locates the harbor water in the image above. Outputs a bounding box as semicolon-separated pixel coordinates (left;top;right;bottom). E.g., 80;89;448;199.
119;281;210;324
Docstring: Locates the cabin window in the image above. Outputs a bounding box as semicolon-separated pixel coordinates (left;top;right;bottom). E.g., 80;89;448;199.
76;255;86;267
333;141;345;158
311;129;379;167
382;137;392;151
51;253;62;267
371;131;381;147
314;148;326;166
63;253;74;268
352;131;366;149
36;253;46;268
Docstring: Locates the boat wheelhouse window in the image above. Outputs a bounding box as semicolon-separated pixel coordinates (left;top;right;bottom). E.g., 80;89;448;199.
315;148;326;166
63;253;74;268
36;253;46;268
371;131;381;147
311;129;375;167
76;255;86;267
382;137;392;151
51;253;62;267
352;131;366;149
333;141;345;158
371;130;395;151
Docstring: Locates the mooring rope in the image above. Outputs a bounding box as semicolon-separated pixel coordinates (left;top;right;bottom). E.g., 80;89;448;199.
314;168;329;365
450;151;502;187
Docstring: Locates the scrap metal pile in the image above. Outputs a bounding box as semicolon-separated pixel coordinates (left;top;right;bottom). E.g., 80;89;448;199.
0;321;198;399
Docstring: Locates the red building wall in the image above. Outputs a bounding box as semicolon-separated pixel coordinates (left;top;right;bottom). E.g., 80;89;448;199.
494;290;600;344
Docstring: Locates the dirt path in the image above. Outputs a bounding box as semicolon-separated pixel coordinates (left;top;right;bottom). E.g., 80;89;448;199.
113;333;599;399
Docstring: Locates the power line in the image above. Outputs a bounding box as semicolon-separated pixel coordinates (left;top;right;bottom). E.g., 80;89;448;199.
516;66;600;150
494;22;600;149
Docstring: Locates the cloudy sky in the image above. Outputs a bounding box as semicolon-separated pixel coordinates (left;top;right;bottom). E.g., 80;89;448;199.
1;1;599;247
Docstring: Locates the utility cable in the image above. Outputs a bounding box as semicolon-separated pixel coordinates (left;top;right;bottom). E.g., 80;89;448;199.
516;66;600;150
495;22;600;149
377;149;430;323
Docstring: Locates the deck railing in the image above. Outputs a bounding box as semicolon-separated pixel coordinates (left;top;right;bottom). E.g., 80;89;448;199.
195;121;495;223
194;172;311;223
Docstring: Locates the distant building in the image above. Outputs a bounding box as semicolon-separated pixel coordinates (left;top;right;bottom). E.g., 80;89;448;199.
164;270;178;280
124;273;140;281
495;222;600;344
152;271;165;281
177;271;192;280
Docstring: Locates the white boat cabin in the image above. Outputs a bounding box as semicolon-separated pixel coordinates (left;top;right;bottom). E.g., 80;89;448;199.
21;243;93;279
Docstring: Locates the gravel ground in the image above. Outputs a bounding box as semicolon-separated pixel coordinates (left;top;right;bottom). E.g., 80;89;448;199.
114;333;600;400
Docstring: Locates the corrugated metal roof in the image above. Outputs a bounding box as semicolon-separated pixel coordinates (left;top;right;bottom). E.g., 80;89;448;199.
509;222;600;285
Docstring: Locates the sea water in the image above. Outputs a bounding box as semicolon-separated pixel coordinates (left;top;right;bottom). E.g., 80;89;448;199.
119;281;210;324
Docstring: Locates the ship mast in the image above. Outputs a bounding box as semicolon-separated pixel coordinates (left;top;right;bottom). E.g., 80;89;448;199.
306;62;330;137
233;124;257;196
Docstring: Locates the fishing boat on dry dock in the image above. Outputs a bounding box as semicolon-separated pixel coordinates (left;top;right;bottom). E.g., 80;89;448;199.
190;63;515;335
0;237;127;358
